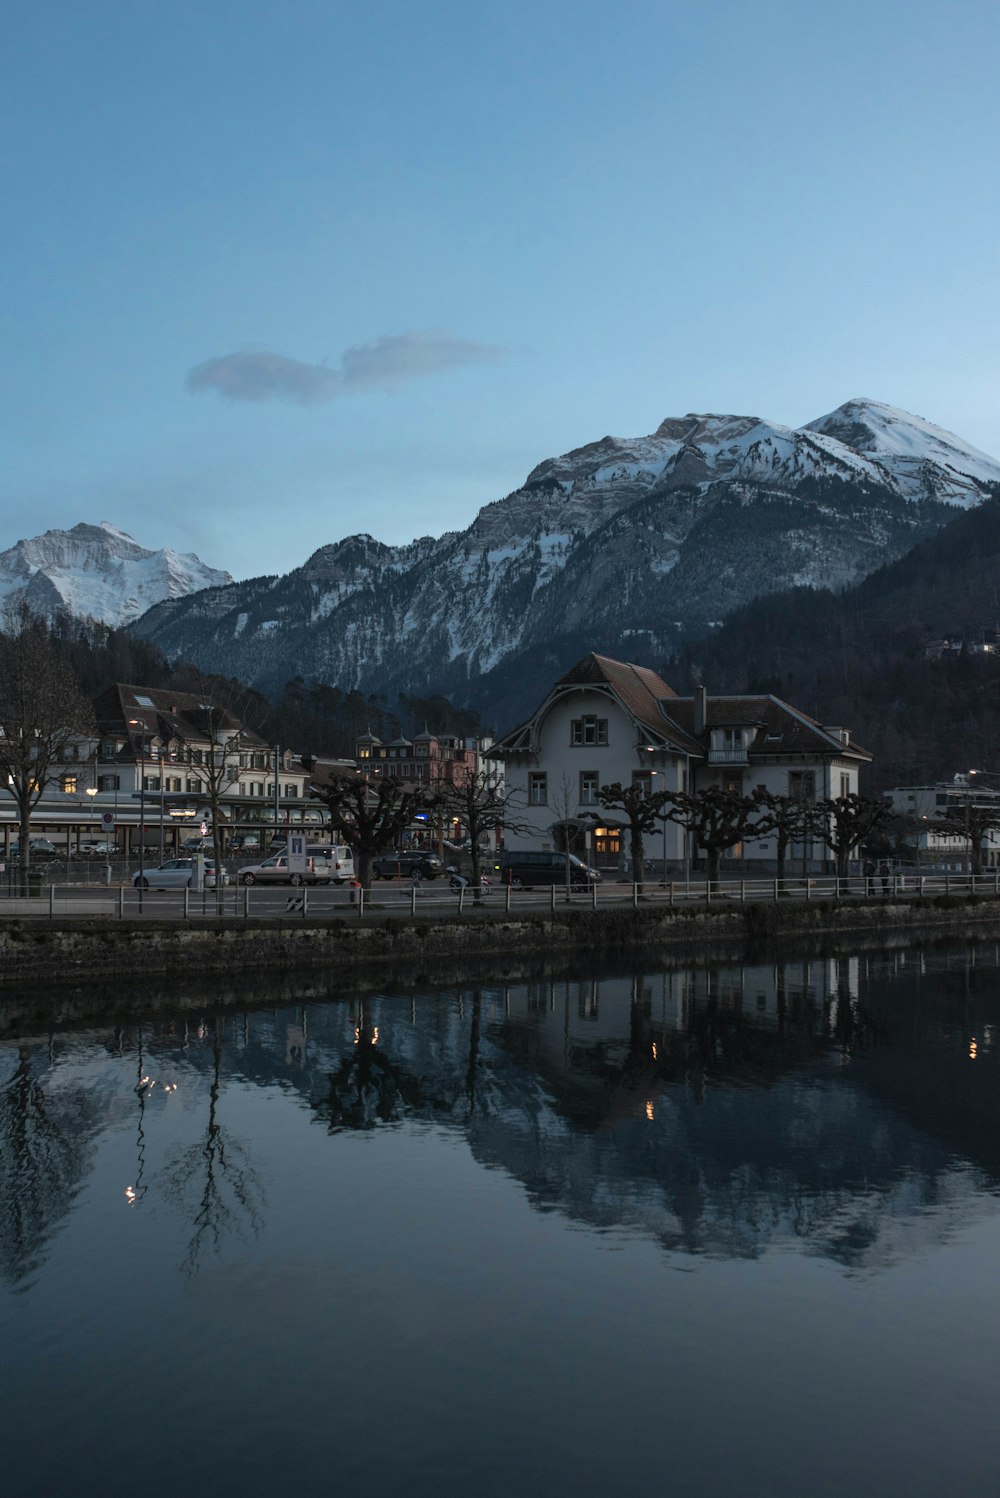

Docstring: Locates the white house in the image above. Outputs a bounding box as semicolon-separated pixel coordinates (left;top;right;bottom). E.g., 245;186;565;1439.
489;653;872;873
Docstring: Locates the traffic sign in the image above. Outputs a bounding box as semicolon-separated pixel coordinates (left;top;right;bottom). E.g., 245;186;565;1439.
100;811;115;830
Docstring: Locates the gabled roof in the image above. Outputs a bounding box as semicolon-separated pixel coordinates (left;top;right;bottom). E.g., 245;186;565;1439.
94;683;270;753
492;652;700;756
664;694;872;761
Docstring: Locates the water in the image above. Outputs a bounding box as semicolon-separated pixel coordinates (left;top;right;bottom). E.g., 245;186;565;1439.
3;941;1000;1497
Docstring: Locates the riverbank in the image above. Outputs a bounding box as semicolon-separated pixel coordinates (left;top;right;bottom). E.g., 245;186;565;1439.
3;890;1000;992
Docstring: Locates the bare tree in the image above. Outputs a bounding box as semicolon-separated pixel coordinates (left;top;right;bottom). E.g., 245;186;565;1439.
310;771;432;890
147;670;267;911
933;799;1000;876
753;790;824;883
0;605;95;888
596;781;671;892
813;794;894;879
661;786;769;884
436;766;524;903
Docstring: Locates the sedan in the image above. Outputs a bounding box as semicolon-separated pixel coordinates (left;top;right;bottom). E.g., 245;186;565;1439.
132;858;230;890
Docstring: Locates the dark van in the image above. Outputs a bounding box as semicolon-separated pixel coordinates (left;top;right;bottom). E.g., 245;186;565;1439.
493;850;601;888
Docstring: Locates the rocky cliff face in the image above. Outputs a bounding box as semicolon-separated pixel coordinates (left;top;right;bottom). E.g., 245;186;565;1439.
0;521;233;627
129;399;1000;720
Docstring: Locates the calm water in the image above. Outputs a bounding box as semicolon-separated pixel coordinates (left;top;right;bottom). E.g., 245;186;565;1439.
4;943;1000;1497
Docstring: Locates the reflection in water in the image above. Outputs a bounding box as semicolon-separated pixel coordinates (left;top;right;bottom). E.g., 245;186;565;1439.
5;941;1000;1498
161;1020;264;1274
1;943;999;1285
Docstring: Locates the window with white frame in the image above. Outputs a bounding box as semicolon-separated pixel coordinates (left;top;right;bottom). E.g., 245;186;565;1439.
631;770;654;798
571;717;608;747
579;770;599;805
529;772;548;805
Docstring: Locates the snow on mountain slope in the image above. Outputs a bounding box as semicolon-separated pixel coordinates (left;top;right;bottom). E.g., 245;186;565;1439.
130;398;1000;722
805;399;1000;505
0;521;233;627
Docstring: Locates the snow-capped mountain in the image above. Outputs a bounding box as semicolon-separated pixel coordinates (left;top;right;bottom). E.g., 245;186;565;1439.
0;521;233;627
131;399;1000;722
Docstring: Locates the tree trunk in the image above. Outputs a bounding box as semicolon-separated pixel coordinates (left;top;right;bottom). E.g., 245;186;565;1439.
631;826;645;893
18;788;31;896
706;846;722;884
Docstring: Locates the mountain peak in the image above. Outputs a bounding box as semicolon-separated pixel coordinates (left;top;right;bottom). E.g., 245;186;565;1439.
0;522;233;627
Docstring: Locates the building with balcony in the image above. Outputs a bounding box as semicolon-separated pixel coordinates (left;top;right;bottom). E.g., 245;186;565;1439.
489;653;871;872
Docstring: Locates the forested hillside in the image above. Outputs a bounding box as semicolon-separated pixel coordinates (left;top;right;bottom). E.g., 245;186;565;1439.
665;493;1000;787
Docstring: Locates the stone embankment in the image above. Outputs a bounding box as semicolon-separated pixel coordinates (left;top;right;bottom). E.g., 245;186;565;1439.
2;893;1000;989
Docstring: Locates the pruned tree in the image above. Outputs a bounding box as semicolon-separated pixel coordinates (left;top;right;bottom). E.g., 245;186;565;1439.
813;793;894;879
932;798;1000;876
310;771;433;889
661;786;770;884
753;790;825;882
436;766;524;902
0;604;96;887
596;781;671;892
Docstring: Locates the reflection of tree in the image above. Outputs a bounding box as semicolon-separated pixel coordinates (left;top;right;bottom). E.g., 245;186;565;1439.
0;1047;89;1287
163;1024;264;1275
320;1001;428;1129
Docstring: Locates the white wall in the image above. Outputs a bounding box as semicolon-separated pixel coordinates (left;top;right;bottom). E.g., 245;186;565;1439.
501;689;688;861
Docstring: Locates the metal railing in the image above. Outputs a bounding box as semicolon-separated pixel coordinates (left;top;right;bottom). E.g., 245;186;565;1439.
2;868;1000;921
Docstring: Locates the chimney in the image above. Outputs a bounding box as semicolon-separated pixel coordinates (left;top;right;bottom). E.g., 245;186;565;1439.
694;684;707;736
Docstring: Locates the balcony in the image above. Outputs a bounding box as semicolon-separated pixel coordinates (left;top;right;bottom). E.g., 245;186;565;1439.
707;748;748;766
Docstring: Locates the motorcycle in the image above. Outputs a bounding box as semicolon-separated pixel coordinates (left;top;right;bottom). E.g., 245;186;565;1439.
446;865;492;895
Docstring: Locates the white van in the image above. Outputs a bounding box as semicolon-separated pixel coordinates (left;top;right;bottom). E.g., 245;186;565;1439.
307;845;356;884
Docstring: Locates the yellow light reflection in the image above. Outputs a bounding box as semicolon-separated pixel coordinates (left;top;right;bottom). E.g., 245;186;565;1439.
651;1043;657;1060
970;1039;978;1060
645;1100;655;1121
124;1186;137;1204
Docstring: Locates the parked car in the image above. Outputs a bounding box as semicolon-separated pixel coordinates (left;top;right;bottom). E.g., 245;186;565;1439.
493;851;601;888
238;854;330;887
306;845;355;884
371;850;444;880
8;838;60;861
133;858;230;890
229;833;262;852
75;839;118;858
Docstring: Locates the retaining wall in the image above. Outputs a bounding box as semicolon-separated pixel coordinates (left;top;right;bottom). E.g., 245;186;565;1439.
3;894;1000;988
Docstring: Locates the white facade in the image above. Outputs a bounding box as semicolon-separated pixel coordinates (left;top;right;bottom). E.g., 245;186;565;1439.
491;655;871;873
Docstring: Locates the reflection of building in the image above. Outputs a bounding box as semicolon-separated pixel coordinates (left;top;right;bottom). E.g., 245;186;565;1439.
489;653;870;872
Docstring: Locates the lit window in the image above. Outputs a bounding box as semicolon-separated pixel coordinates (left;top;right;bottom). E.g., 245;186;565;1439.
61;775;77;794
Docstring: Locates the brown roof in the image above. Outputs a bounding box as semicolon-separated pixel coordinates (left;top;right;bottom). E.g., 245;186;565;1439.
94;683;270;752
664;694;872;760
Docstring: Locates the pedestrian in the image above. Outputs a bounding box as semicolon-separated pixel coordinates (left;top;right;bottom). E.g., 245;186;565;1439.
878;857;891;896
863;854;876;896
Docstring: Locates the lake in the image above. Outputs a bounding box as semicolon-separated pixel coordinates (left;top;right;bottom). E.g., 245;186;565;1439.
3;940;1000;1497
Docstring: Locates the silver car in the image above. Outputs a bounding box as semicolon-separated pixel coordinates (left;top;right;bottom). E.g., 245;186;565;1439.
238;853;330;886
133;858;230;890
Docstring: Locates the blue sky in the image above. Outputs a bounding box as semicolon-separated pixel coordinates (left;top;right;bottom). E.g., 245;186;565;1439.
3;0;998;579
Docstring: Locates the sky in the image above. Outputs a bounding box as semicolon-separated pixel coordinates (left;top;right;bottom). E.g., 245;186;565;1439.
2;0;999;580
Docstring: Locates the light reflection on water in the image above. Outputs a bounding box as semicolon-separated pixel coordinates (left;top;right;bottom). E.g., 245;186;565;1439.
3;942;1000;1496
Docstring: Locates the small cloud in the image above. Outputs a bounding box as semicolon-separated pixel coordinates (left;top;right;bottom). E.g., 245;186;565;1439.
187;332;503;405
186;350;339;405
